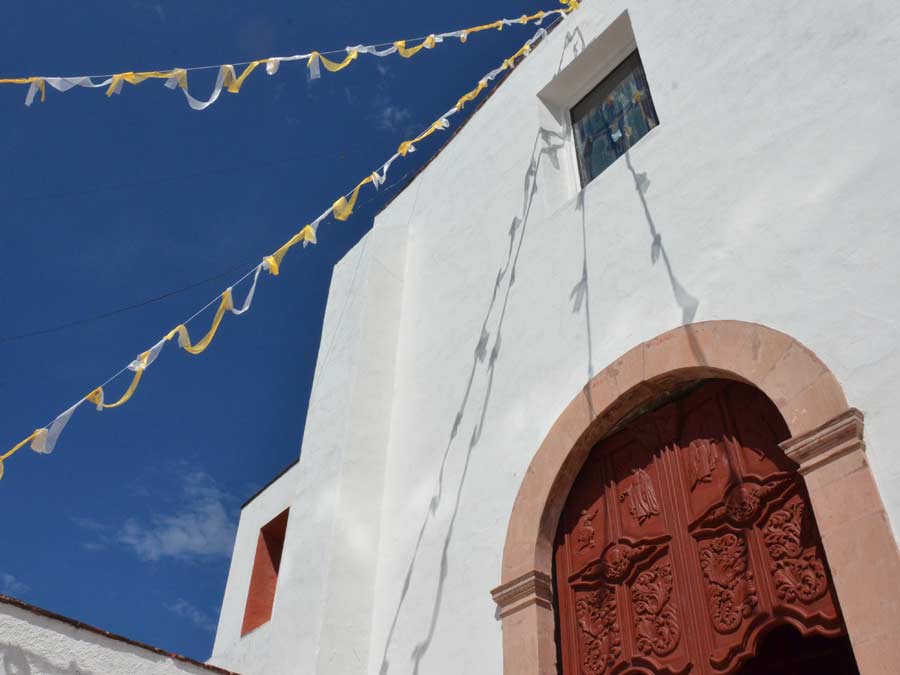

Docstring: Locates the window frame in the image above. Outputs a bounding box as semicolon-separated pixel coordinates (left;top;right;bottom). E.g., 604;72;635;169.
569;49;660;188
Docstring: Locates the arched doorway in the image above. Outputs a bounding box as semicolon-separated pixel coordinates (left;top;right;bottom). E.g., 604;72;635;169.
553;379;858;674
492;322;900;675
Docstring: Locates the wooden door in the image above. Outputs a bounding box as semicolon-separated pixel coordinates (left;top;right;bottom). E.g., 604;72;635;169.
554;380;856;675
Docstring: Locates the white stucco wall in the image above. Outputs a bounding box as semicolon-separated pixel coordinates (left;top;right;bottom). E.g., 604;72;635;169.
210;463;299;670
0;598;233;675
212;2;900;674
210;207;410;674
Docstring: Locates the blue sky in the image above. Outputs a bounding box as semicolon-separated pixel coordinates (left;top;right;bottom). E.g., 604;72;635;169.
0;0;548;662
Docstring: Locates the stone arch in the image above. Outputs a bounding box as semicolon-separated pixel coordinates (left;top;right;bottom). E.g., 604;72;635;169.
491;320;900;675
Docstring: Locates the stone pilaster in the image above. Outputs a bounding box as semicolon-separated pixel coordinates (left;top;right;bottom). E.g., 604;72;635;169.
781;408;900;675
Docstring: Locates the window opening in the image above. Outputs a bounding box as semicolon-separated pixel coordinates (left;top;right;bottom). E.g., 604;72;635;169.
241;508;289;636
571;50;659;186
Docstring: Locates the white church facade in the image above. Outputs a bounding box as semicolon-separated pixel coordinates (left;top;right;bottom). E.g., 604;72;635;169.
207;1;900;673
4;1;900;674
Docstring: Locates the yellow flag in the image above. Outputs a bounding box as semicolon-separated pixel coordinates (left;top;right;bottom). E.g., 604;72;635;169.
264;225;317;276
225;61;265;93
455;80;487;111
0;77;47;102
106;69;187;97
332;176;373;221
86;370;145;410
165;290;234;355
394;35;437;59
0;428;46;480
320;50;359;72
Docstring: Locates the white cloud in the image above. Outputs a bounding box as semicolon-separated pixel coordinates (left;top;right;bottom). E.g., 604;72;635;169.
72;516;112;551
167;598;217;632
118;472;236;562
71;516;106;532
0;573;29;596
377;105;411;132
131;0;165;21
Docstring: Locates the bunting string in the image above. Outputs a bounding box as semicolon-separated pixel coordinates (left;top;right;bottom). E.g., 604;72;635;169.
0;2;578;110
0;2;577;482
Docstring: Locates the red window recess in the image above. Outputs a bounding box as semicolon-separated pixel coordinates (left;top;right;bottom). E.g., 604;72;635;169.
241;508;289;636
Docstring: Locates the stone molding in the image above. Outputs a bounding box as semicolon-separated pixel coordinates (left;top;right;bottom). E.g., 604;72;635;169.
500;321;848;587
491;570;553;618
780;408;865;475
493;321;900;675
783;406;900;673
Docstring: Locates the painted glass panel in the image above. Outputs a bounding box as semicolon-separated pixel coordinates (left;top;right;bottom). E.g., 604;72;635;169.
571;50;659;186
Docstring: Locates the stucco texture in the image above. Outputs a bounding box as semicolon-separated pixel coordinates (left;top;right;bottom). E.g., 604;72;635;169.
0;599;234;675
211;2;900;674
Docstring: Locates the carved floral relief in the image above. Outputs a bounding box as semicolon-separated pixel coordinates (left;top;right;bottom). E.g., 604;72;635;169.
600;543;652;583
556;383;845;675
763;500;828;603
698;476;792;529
631;560;681;657
698;533;758;633
575;586;622;675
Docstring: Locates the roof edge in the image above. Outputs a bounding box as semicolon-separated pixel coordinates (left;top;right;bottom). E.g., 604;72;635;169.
0;594;242;675
241;457;299;509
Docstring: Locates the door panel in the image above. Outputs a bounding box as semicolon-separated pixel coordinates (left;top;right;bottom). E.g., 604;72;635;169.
554;380;852;675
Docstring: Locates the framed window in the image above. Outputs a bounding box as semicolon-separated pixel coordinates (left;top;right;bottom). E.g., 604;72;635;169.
571;50;659;187
241;508;289;636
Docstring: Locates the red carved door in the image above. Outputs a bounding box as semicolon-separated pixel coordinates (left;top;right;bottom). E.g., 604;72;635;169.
554;380;857;675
